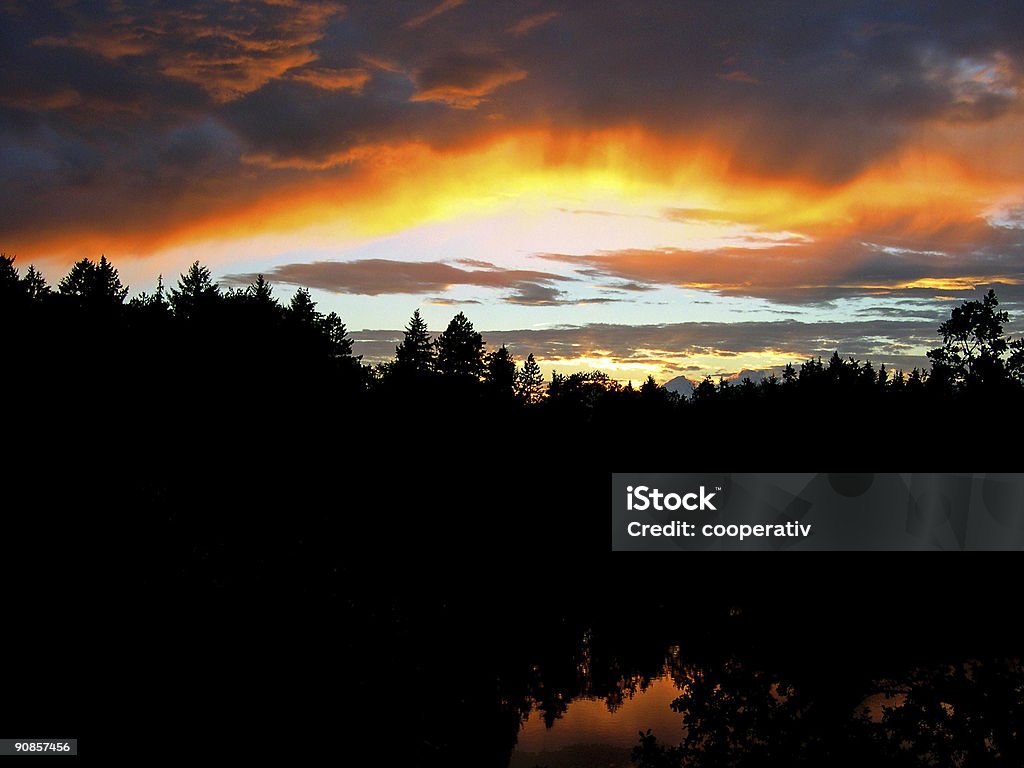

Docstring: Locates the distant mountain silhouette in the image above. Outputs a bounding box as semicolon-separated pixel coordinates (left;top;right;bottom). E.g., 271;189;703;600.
664;369;773;399
663;375;695;398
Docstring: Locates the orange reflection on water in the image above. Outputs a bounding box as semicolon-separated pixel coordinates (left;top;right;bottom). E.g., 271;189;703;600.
510;673;684;768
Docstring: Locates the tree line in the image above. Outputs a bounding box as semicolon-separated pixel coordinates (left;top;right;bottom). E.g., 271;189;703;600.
4;254;1023;410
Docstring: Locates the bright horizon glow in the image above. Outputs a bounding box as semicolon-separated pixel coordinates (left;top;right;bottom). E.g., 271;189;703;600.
4;2;1024;381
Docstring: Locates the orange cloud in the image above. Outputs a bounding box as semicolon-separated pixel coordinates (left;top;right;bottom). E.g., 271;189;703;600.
10;120;1023;300
411;54;527;108
33;28;152;59
0;87;83;110
403;0;465;30
33;1;346;102
287;66;371;92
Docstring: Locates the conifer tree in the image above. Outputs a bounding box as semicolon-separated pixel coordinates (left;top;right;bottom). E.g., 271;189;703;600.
485;345;517;395
515;353;545;403
394;309;435;375
169;261;220;319
435;312;484;379
59;255;128;307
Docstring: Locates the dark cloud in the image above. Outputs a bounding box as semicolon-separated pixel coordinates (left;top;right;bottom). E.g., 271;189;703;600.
223;258;576;300
2;1;1024;262
30;1;347;103
346;318;952;373
497;318;941;368
539;215;1024;305
603;281;655;292
502;281;566;305
225;257;631;306
411;52;526;108
854;306;947;320
499;2;1024;182
427;297;481;305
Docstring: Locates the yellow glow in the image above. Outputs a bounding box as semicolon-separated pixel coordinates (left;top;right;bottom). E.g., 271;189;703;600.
538;348;803;384
17;121;1024;285
893;276;1024;291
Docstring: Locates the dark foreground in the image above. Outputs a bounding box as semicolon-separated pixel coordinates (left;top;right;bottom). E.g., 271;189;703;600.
6;400;1022;765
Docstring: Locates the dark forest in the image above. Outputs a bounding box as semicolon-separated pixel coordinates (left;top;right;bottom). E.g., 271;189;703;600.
3;254;1022;766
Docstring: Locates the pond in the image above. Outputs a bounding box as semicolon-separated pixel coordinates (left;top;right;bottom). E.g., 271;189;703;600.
510;668;685;768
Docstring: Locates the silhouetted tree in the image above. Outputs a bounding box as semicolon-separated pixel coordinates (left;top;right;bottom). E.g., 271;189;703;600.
223;274;281;338
640;374;673;408
515;353;545;404
0;254;17;284
287;287;318;324
394;309;435;376
927;289;1014;389
799;357;825;386
1009;337;1024;384
692;375;717;403
484;345;516;396
860;659;1023;766
782;363;798;386
169;261;220;319
320;311;355;360
546;370;620;411
434;311;484;379
759;373;780;396
737;376;758;400
890;368;906;393
128;275;171;320
633;660;814;768
875;363;888;392
58;255;128;309
22;265;49;300
906;367;927;393
248;274;275;307
0;254;26;309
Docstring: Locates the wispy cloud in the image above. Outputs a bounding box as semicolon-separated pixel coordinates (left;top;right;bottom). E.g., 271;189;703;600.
32;1;346;102
508;11;559;36
224;258;575;301
288;66;371;93
403;0;465;30
346;318;950;378
411;53;526;108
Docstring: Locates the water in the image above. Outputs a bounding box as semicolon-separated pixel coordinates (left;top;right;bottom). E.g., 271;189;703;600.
510;671;684;768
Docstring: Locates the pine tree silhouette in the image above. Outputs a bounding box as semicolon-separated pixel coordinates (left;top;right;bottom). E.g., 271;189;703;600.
515;353;545;404
435;311;484;379
394;309;435;376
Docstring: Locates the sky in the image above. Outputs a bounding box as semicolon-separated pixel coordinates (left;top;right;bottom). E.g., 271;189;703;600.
3;1;1024;381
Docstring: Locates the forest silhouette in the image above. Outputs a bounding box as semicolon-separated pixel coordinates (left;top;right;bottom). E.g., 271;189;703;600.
5;254;1024;422
3;254;1022;765
4;251;1024;578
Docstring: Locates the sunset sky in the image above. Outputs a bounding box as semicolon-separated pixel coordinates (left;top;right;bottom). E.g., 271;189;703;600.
3;1;1024;381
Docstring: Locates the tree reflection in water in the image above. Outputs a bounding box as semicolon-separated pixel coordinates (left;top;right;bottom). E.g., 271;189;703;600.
496;604;1022;768
628;655;1023;768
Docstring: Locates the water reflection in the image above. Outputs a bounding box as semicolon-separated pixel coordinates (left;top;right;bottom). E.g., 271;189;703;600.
324;583;1021;767
500;631;1022;768
511;671;684;768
